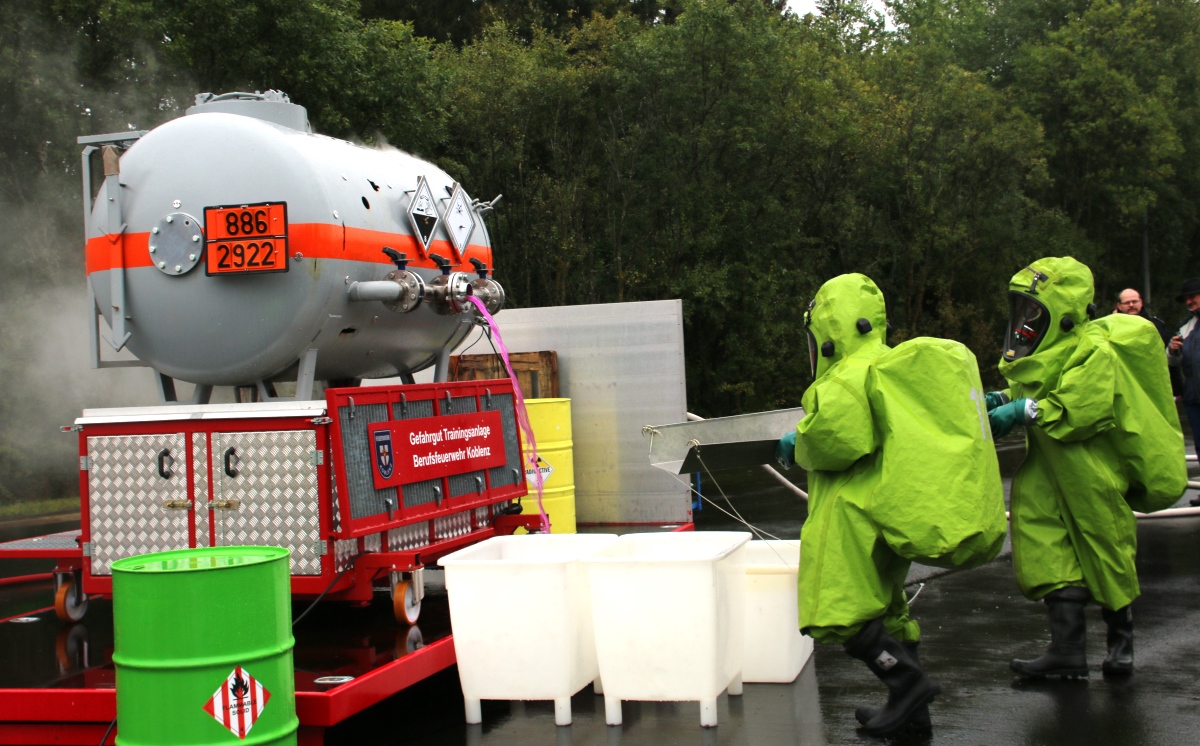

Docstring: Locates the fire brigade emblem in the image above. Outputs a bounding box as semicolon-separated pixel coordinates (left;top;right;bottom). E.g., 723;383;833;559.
374;429;394;480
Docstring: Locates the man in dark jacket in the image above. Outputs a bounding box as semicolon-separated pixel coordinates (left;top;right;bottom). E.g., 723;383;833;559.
1116;288;1172;344
1167;278;1200;504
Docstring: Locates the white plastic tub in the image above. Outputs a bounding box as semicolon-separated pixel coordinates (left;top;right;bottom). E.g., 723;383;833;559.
583;530;751;727
742;540;813;683
439;533;618;726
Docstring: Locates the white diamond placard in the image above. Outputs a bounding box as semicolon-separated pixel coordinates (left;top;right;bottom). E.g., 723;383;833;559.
445;184;476;259
406;176;441;255
203;666;271;739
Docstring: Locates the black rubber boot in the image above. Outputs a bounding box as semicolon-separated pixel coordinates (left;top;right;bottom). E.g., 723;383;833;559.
854;641;932;734
843;618;941;737
1010;586;1089;678
1101;605;1134;676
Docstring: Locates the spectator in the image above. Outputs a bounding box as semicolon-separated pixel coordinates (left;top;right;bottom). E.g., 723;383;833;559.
1116;288;1172;344
1119;287;1181;395
1167;278;1200;505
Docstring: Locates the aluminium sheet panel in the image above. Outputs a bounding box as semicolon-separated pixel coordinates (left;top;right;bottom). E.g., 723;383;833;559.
210;429;322;575
647;408;807;475
87;433;190;575
419;301;691;524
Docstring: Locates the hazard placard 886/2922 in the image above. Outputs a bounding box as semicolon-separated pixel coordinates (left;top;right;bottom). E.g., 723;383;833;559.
204;202;289;275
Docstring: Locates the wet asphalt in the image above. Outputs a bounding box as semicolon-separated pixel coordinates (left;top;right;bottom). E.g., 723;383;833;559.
2;434;1200;745
320;456;1200;746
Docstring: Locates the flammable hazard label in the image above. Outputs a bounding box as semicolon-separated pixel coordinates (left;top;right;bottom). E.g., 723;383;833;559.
203;666;271;739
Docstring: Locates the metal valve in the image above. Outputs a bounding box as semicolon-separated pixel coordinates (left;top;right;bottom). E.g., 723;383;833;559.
424;253;474;315
381;248;426;313
346;248;426;313
467;258;505;315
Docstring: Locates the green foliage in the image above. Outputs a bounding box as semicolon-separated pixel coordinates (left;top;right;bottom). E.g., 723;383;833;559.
4;0;1200;502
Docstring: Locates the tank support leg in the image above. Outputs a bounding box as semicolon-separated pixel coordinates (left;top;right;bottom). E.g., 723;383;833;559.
156;372;178;403
296;349;318;400
191;384;212;405
434;346;451;383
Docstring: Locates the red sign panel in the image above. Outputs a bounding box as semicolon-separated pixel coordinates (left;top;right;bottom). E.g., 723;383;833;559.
369;410;507;489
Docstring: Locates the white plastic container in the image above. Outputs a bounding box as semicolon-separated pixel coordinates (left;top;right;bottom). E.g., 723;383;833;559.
742;540;813;683
583;531;751;727
438;533;618;726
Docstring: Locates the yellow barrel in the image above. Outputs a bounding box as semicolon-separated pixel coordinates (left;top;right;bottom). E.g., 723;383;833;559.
522;398;576;534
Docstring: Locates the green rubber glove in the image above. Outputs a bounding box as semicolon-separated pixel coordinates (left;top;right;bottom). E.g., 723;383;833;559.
988;398;1034;439
984;391;1010;412
775;431;797;469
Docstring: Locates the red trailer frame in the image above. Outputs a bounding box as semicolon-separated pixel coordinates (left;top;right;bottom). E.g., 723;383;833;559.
27;379;537;619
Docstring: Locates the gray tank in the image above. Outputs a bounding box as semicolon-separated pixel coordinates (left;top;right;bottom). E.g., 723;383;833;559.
83;91;504;396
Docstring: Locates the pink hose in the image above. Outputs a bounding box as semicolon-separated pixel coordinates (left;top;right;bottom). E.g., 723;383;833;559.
467;296;550;532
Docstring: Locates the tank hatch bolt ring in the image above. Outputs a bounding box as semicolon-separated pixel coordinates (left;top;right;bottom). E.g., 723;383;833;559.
150;212;203;275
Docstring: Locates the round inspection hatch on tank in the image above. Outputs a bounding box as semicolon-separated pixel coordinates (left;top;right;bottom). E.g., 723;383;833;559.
148;212;204;275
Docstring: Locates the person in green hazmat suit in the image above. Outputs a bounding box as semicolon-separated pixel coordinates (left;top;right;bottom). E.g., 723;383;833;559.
773;274;940;737
987;256;1176;678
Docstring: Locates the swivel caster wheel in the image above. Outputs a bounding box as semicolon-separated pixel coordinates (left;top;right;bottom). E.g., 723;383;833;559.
392;579;421;625
55;576;88;623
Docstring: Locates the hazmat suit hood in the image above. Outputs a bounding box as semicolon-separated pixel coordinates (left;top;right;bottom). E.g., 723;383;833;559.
805;273;888;379
998;256;1095;400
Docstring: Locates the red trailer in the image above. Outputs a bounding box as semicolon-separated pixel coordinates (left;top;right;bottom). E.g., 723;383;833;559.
0;377;545;744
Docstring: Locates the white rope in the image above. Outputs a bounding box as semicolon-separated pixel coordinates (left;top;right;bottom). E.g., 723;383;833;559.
907;582;926;606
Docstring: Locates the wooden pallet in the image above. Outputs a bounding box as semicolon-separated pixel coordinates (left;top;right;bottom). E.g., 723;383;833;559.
450;351;559;399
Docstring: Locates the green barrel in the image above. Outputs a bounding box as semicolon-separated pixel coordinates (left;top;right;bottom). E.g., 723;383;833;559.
111;547;298;746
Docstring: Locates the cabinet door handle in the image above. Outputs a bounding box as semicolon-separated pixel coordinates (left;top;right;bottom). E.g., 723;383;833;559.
157;449;174;479
162;500;191;510
223;447;240;478
208;500;241;510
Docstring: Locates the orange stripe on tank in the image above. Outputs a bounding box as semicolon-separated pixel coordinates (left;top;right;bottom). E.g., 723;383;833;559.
85;223;492;275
